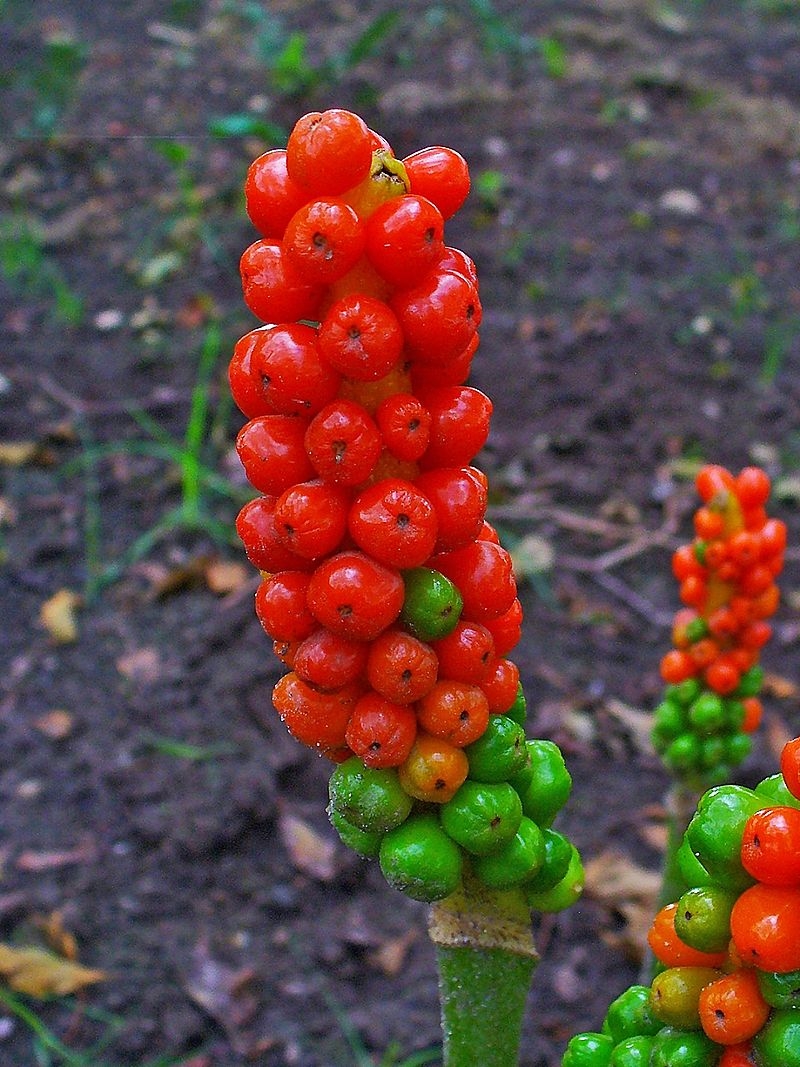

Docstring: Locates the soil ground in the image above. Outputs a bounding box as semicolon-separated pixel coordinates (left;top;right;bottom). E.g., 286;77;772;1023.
1;1;800;1064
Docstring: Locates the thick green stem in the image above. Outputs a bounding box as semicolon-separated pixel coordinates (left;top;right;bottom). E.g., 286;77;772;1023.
659;781;700;909
429;871;538;1067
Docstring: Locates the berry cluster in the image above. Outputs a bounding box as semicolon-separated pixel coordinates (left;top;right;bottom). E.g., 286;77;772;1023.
232;109;580;905
562;736;800;1067
652;465;785;786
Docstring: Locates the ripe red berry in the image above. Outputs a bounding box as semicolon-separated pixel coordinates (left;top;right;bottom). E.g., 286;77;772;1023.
414;467;487;552
416;680;490;747
293;628;369;691
348;478;438;569
248;323;341;416
481;657;521;714
229;328;276;419
305;399;383;486
306;551;405;641
741;806;800;886
245;149;308;239
366;627;439;704
736;467;771;510
255;571;317;643
273;480;350;560
345;691;417;768
429;620;495;685
282;198;365;285
273;672;361;754
402;146;471;220
482;599;523;656
286;108;373;195
433;541;518;623
318;294;403;381
365;194;445;288
781;737;800;799
236;415;314;496
240;239;323;323
236;496;314;573
418;386;493;469
392;268;481;363
409;334;479;391
375;393;432;462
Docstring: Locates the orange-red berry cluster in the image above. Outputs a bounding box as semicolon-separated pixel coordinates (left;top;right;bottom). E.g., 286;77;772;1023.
231;110;579;905
652;464;785;785
563;737;800;1067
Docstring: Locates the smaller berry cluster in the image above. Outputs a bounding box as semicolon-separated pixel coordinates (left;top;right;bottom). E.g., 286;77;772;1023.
652;465;785;786
562;737;800;1067
232;109;580;906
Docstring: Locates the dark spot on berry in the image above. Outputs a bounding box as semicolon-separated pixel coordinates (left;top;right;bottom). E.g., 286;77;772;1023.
714;1009;725;1020
459;710;470;721
333;440;347;463
338;604;353;618
435;778;446;791
261;374;272;388
397;513;410;528
408;418;420;432
402;669;412;682
369;741;381;751
424;226;435;244
490;816;501;828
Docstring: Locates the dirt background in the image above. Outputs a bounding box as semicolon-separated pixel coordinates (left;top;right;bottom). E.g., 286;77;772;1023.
2;1;800;1064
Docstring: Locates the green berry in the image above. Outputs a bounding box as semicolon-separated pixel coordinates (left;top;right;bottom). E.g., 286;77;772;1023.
688;692;725;735
756;773;800;811
757;969;800;1010
525;844;583;912
328;758;413;833
471;815;545;889
517;739;572;827
379;813;462;902
524;828;573;894
400;567;463;641
603;985;661;1043
648;1027;717;1067
676;838;715;889
505;681;527;726
608;1035;655;1067
668;678;703;707
752;1008;800;1067
561;1032;613;1067
650;966;719;1030
734;664;763;697
440;780;522;856
673;885;737;953
722;731;751;766
685;784;764;890
329;808;384;857
664;732;701;774
653;698;687;742
465;714;528;783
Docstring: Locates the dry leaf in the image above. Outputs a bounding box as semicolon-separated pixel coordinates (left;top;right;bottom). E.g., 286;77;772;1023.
278;812;337;882
204;559;249;595
39;589;81;643
762;672;799;699
602;698;654;756
33;911;78;961
367;930;417;977
34;710;74;740
0;441;52;466
182;940;257;1056
116;647;162;685
584;851;661;963
152;555;214;598
0;944;104;997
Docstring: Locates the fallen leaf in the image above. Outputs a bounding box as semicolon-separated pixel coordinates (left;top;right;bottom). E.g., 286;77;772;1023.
34;710;74;740
203;559;250;595
182;939;257;1056
0;441;53;466
367;930;417;977
762;672;799;699
152;555;214;598
0;496;18;526
0;944;104;997
116;647;162;685
33;911;78;961
39;589;82;643
16;836;97;872
584;851;661;963
511;534;555;579
278;812;337;882
602;698;653;756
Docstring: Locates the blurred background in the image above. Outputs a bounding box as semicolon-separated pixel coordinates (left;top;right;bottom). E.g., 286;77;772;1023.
1;1;799;1064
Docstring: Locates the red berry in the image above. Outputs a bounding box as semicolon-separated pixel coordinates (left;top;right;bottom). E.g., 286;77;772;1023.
306;551;405;641
318;294;403;381
248;323;341;416
236;496;314;573
392;268;481;364
375;393;432;462
273;480;350;560
433;541;517;623
286;109;372;195
365;194;445;288
305;399;383;486
345;691;417;768
348;478;438;569
229;328;276;419
402;146;470;220
240;239;323;323
429;620;495;685
244;149;308;239
273;672;361;754
236;415;314;496
481;657;520;714
781;737;800;799
414;467;487;552
255;571;317;643
416;680;490;747
366;627;439;704
482;599;523;656
283;198;365;285
293;628;369;691
736;467;771;510
741;806;800;886
418;386;493;469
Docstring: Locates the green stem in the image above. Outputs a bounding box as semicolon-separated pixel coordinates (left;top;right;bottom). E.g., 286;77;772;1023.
429;872;538;1067
659;781;700;910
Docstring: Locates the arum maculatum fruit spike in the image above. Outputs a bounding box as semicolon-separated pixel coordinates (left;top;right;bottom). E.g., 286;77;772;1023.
562;735;800;1067
652;463;785;788
233;109;580;908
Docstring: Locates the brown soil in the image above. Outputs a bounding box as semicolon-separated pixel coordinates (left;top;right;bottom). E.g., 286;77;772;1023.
1;1;800;1064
